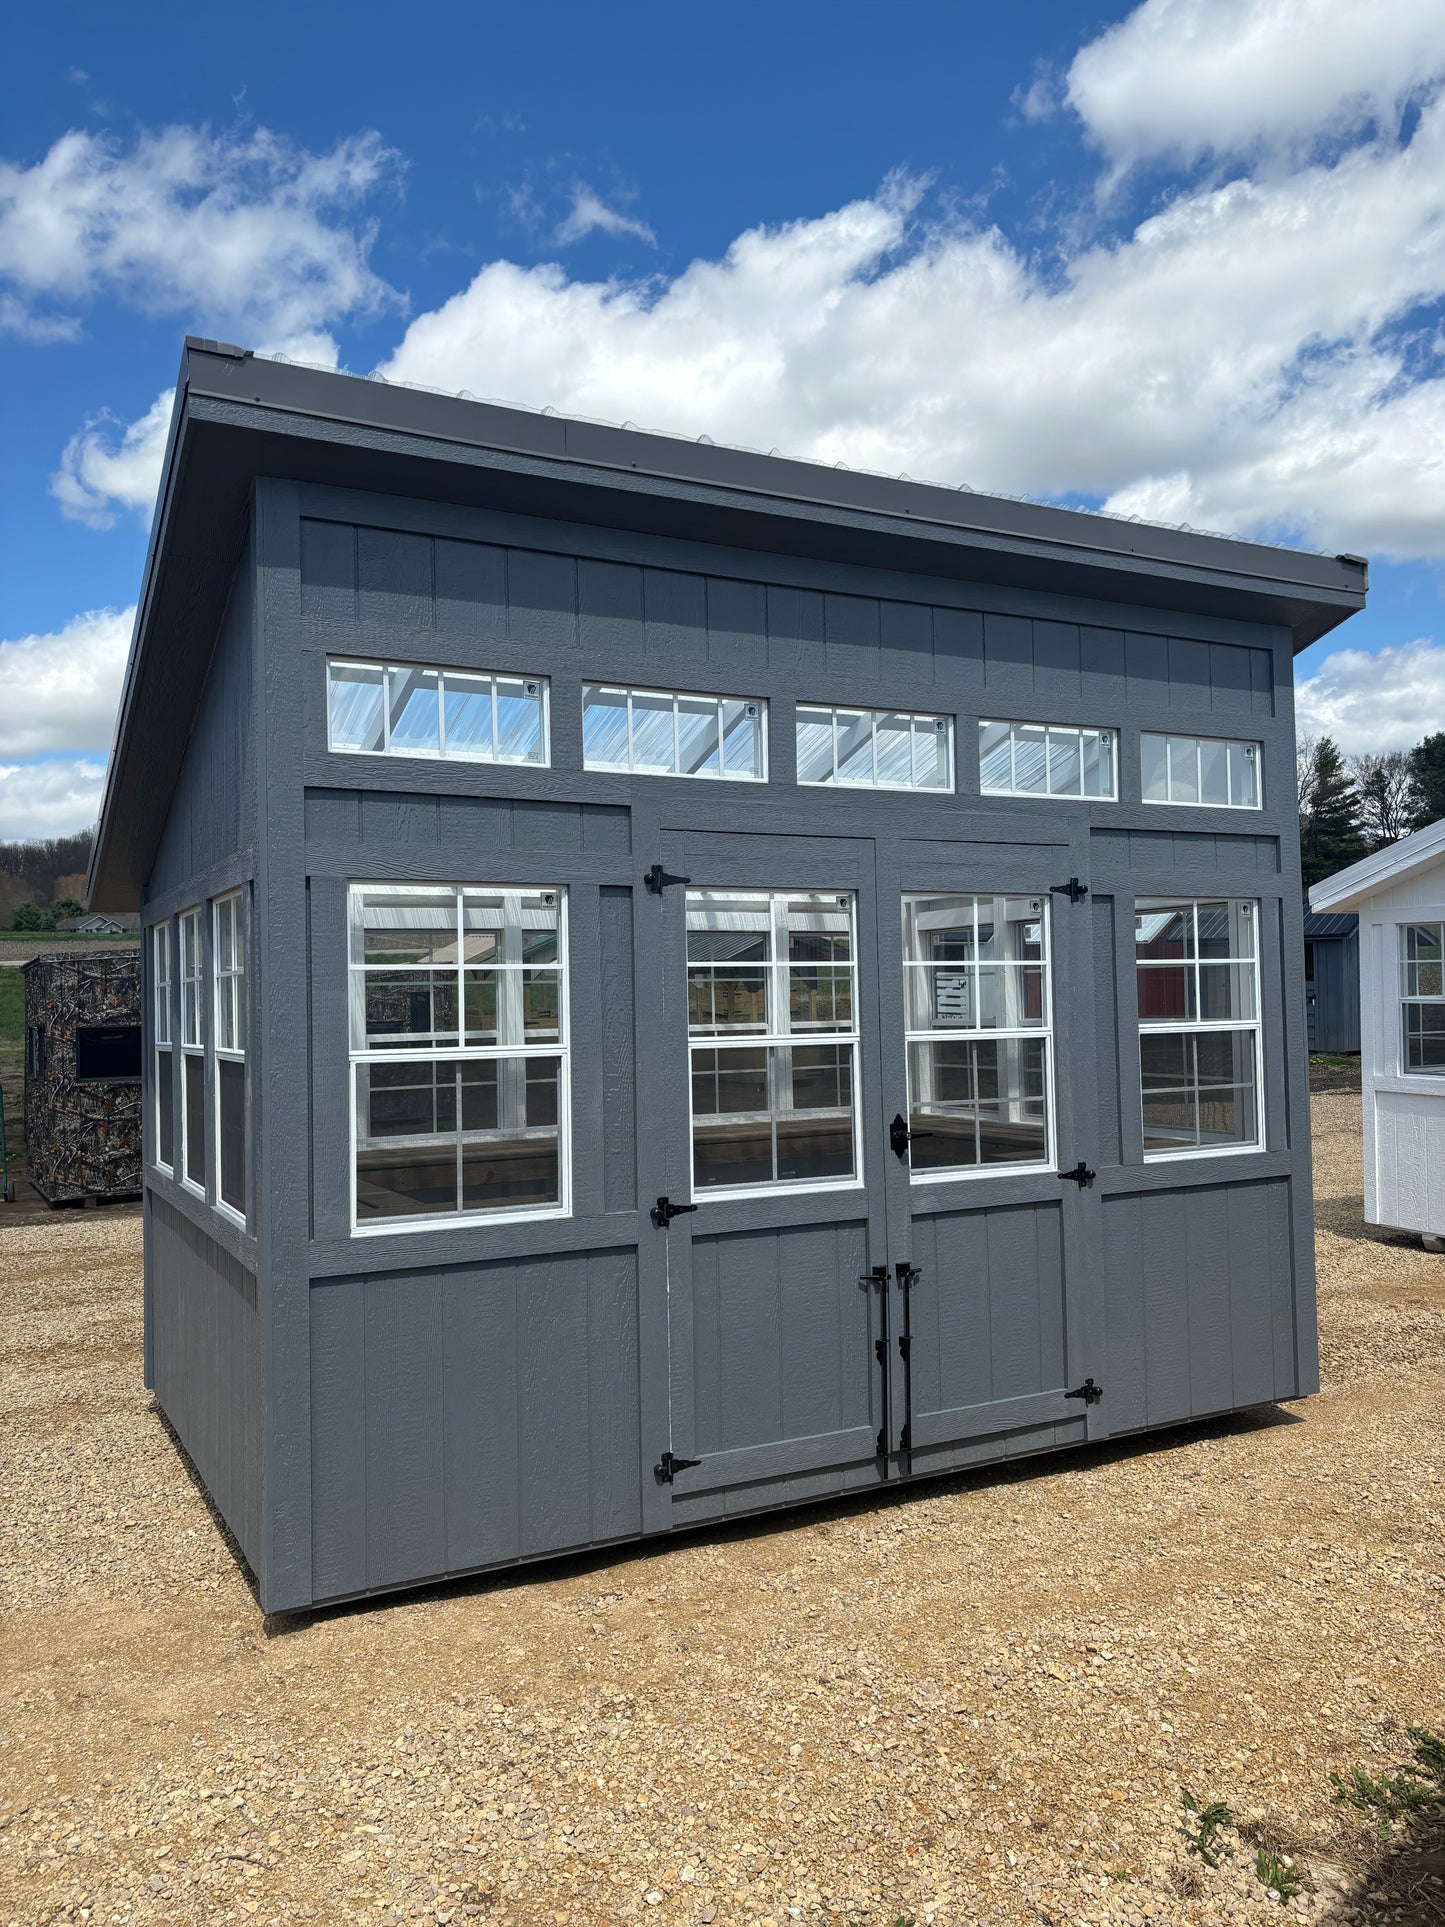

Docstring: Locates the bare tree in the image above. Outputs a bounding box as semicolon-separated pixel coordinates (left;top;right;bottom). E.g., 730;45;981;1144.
1296;732;1321;815
1350;750;1418;851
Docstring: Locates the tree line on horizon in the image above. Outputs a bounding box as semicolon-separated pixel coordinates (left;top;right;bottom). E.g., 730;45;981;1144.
1298;731;1445;890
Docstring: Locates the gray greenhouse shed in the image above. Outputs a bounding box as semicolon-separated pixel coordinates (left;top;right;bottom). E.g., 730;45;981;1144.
1302;907;1360;1055
89;338;1367;1614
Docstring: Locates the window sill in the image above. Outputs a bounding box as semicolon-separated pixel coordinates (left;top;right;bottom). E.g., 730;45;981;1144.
909;1158;1054;1185
351;1203;572;1237
693;1177;865;1206
1142;1141;1265;1164
980;787;1118;804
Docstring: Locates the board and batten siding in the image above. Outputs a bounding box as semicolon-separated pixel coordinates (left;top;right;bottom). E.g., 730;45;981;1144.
1358;860;1445;1239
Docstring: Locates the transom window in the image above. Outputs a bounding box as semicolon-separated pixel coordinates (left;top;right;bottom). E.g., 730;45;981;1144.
901;894;1053;1176
178;907;205;1192
1141;733;1261;809
348;885;569;1228
686;889;860;1195
583;684;766;780
327;659;548;765
796;705;952;791
1401;922;1445;1075
979;721;1116;800
1137;899;1262;1158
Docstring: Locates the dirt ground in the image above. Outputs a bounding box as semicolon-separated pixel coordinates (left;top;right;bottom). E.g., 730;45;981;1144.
2;1090;1442;1927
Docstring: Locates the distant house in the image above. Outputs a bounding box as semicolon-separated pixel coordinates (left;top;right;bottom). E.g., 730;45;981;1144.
56;912;141;935
1301;906;1359;1054
1311;818;1445;1251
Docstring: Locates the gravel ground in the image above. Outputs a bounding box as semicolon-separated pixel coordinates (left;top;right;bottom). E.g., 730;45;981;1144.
2;1091;1442;1927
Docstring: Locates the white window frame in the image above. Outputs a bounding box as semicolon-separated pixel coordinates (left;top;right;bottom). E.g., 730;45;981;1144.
978;720;1118;801
582;684;768;782
178;906;206;1197
152;921;173;1174
1136;897;1264;1162
685;888;863;1203
796;704;954;793
326;658;551;766
901;894;1056;1183
1399;920;1445;1078
213;891;247;1226
348;882;572;1234
1139;732;1262;810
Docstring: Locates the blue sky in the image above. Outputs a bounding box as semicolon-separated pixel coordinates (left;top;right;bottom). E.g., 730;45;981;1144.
3;0;1445;837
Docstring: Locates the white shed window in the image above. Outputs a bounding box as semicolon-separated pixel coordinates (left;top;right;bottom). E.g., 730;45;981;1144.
901;894;1053;1176
152;922;174;1172
1401;922;1445;1075
327;660;548;766
178;907;206;1192
797;705;951;791
687;890;860;1195
1137;898;1262;1158
213;891;247;1220
582;684;766;780
979;721;1116;800
349;885;569;1228
1140;733;1261;809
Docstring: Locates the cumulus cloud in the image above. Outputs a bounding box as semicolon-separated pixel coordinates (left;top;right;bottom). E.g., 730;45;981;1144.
0;122;403;348
1066;0;1445;168
553;186;656;249
50;393;172;529
0;758;107;840
0;605;134;758
1295;637;1445;755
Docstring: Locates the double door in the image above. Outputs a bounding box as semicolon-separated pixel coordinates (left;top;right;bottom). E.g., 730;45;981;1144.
644;823;1108;1522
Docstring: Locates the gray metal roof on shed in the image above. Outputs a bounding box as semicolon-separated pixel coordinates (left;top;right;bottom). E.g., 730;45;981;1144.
88;337;1370;910
1301;910;1359;939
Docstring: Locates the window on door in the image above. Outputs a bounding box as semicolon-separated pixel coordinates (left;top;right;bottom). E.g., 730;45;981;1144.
687;889;860;1195
1136;898;1262;1157
1401;922;1444;1075
901;894;1054;1175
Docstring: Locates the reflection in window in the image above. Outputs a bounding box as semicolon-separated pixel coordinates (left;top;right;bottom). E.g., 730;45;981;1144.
327;660;548;765
349;885;568;1226
582;684;766;780
1401;922;1445;1075
979;721;1116;800
1140;733;1260;809
1136;898;1262;1156
797;705;952;791
901;894;1053;1176
687;889;859;1194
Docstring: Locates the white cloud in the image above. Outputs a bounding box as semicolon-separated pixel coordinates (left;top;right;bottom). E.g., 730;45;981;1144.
0;758;107;841
50;392;172;529
0;605;134;758
0;123;402;348
1296;637;1445;754
0;291;80;342
553;186;656;249
1066;0;1445;168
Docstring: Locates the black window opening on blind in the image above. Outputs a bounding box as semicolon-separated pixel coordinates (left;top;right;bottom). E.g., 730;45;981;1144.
219;1058;246;1215
75;1025;143;1082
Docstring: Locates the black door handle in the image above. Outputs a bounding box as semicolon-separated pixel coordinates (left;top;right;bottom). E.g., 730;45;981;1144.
890;1112;934;1159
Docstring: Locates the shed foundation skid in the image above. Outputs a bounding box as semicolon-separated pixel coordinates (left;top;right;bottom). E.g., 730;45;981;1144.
89;341;1364;1611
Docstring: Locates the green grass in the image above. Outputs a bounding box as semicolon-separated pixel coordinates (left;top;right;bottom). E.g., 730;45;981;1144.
0;968;22;1043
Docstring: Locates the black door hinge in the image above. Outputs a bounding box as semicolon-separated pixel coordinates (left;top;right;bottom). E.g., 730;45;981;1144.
1065;1377;1104;1406
897;1334;911;1360
876;1425;887;1457
643;862;691;895
874;1337;887;1363
1058;1160;1096;1188
1053;877;1089;904
655;1450;703;1484
899;1422;911;1451
651;1194;699;1228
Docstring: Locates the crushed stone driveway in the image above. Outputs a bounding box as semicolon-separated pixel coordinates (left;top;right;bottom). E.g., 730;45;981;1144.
2;1090;1443;1927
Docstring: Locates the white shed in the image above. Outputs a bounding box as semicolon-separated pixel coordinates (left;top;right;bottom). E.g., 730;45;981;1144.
1310;819;1445;1251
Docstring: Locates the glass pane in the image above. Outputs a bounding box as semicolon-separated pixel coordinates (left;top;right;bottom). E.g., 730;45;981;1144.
582;686;629;767
1013;725;1047;794
875;712;914;786
975;963;1045;1029
386;666;441;756
835;710;874;784
691;1046;772;1190
631;690;675;773
184;1053;206;1186
460;891;559;967
328;663;385;753
979;721;1013;792
1081;730;1114;798
356;890;456;967
777;1044;854;1182
796;707;835;784
788;964;852;1031
1140;733;1169;802
1197;962;1257;1022
443;674;494;759
1047;729;1082;797
1137;963;1190;1022
182;980;200;1049
1196;900;1242;960
219;1058;246;1215
689;964;769;1032
461;1059;561;1211
1140;1029;1258;1154
1167;736;1199;804
907;1038;1046;1172
1198;738;1230;807
786;895;852;965
216;977;235;1053
234;980;247;1056
363;971;458;1048
496;678;544;762
721;700;763;779
216;896;235;969
687;893;771;966
902;895;975;966
677;696;720;776
1228;740;1259;807
1405;1004;1445;1074
1136;904;1194;961
916;717;950;790
906;963;975;1030
157;1048;174;1167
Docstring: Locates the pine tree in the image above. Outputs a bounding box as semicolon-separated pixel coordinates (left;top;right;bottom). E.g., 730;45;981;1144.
1299;737;1366;888
1408;732;1445;831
